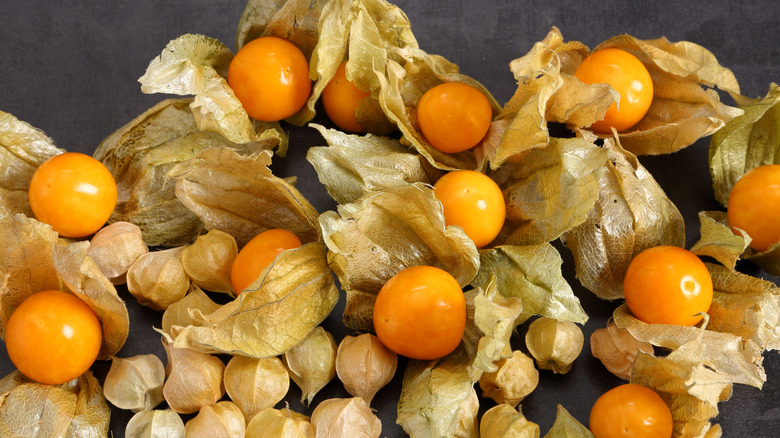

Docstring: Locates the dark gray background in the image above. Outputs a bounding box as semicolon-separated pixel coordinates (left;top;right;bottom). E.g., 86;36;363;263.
2;0;780;436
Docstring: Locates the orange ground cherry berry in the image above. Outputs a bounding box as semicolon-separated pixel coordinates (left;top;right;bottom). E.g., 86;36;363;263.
321;61;371;133
589;383;673;438
574;48;654;133
727;164;780;252
373;265;466;360
230;228;302;294
623;245;713;326
28;152;118;238
5;290;103;385
227;36;312;122
416;81;493;154
433;170;506;248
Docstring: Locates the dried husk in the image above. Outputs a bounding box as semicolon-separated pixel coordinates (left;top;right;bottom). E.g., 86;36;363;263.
478;404;540;438
236;0;324;55
126;246;190;312
318;182;480;331
181;229;237;295
690;211;752;271
0;110;64;218
524;317;584;374
184;401;246;438
224;355;290;420
87;221;148;285
125;409;185;438
282;326;337;406
560;136;685;300
542;405;594;438
93;98;277;247
103;354;166;413
478;350;539;407
310;397;382;438
590;319;654;380
335;333;397;405
162;335;226;415
0;371;110;438
245;407;314;438
0;214;129;359
161;284;221;338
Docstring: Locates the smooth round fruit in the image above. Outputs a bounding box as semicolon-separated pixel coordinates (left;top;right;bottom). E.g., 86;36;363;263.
228;36;312;122
321;61;370;133
574;48;653;133
5;289;103;385
433;170;506;248
623;245;712;326
589;383;673;438
231;228;302;294
28;152;118;238
416;82;493;154
373;265;466;360
727;164;780;252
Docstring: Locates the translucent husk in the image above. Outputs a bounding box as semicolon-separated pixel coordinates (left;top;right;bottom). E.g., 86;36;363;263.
161;284;221;338
161;335;226;415
524;317;584;374
282;326;337;406
245;407;314;438
181;229;237;295
542;405;594;438
184;401;246;438
103;354;166;412
590;319;654;381
335;333;397;405
126;247;190;312
125;409;185;438
224;355;290;421
479;404;540;438
690;211;751;272
87;221;148;285
310;397;382;438
478;351;539;407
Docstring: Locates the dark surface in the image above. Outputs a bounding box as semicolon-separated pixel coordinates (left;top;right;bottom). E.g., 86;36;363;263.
2;0;780;436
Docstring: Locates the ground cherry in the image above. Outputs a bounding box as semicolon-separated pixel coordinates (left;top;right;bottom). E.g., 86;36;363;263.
623;245;712;326
433;170;506;248
228;36;312;122
5;290;103;385
574;48;653;133
416;82;493;154
230;228;302;294
321;61;371;133
373;265;466;360
589;383;673;438
28;152;118;238
727;164;780;252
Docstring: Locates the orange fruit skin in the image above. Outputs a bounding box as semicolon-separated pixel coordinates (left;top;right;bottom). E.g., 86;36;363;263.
230;228;302;294
322;61;371;133
727;164;780;252
416;82;493;154
589;383;673;438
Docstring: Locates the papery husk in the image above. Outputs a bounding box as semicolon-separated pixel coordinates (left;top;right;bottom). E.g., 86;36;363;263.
0;371;109;438
561;136;685;300
125;409;185;438
87;221;148;285
319;182;479;331
306;124;443;205
283;326;337;406
690;211;751;271
184;401;246;438
94;98;277;247
161;284;221;338
162;335;226;415
224;355;290;421
139;34;286;149
236;0;324;57
396;346;477;438
489;137;608;246
310;397;382;438
0;214;129;359
0;110;64;218
245;407;314;438
478;403;540;438
709;83;780;206
170;148;320;248
103;354;166;413
335;333;397;405
126;246;190;312
170;242;338;358
474;244;588;325
590;319;654;381
478;350;539;408
524;317;584;374
582;34;743;156
542;405;593;438
613;305;766;388
181;229;237;295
